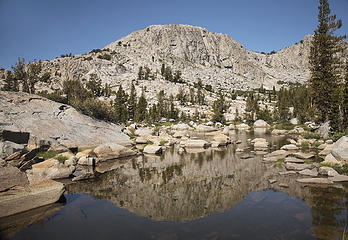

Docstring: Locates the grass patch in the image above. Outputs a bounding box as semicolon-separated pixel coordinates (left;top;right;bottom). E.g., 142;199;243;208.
320;163;348;175
57;156;68;163
37;151;58;160
274;158;285;168
311;142;321;148
302;131;321;140
159;139;167;146
304;159;313;164
273;121;294;130
301;142;310;149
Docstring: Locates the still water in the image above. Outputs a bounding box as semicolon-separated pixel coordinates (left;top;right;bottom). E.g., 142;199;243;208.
1;130;347;240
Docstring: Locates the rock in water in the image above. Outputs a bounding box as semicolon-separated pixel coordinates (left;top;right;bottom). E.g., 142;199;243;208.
0;91;130;148
143;145;163;155
0;179;64;217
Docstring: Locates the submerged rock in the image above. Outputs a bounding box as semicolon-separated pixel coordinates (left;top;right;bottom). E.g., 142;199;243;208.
296;178;333;184
185;140;210;148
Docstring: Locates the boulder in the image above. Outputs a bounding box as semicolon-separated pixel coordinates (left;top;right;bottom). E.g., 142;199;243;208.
236;123;250;130
254;141;269;150
0;165;29;192
290;118;298;125
135;136;149;144
296;178;333;184
319;144;333;156
64;156;77;167
253;120;269;128
134;128;153;136
285;163;313;171
0;141;25;159
0;179;64;218
185;140;210;148
298;169;318;177
28;159;73;180
321;153;342;166
1;130;30;144
271;129;287;135
228;124;235;130
281;144;299;151
173;131;188;138
251;138;267;144
284;157;304;163
171;123;190;131
292;152;315;159
318;166;339;177
143;145;163;155
213;134;230;146
195;125;216;132
93;143;136;162
331;136;348;162
329;175;348;182
77;156;94;166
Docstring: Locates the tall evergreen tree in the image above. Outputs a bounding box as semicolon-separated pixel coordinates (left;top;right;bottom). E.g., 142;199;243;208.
309;0;346;130
135;89;147;122
128;82;137;121
114;85;128;123
12;57;28;92
343;63;348;130
27;60;42;94
212;91;227;124
2;72;19;92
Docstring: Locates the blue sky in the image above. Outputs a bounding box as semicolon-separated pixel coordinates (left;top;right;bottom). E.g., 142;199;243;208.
1;0;347;70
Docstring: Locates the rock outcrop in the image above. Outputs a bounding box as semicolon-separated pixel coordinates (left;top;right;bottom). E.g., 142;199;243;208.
0;91;130;148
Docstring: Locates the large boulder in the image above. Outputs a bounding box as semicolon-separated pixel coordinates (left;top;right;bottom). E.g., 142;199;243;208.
319;144;334;156
331;136;348;162
318;166;339;177
28;159;73;180
134;128;153;136
271;129;287;135
195;125;216;132
0;165;29;192
0;141;25;159
253;120;269;128
171;123;190;131
0;91;130;148
281;144;299;151
185;140;210;148
143;145;163;155
236;123;250;130
93;143;136;162
0;179;65;217
212;134;230;146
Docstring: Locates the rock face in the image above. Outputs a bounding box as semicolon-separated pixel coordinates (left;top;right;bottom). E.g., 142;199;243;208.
0;165;28;191
0;179;64;218
0;91;130;147
331;136;348;162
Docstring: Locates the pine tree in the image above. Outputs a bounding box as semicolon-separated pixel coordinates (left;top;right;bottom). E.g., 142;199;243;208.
12;57;28;92
137;66;143;80
157;90;166;118
2;72;19;92
86;73;102;97
343;63;348;130
212;91;227;124
128;82;137;121
135;89;147;122
27;60;42;94
114;85;128;123
168;94;178;120
309;0;346;129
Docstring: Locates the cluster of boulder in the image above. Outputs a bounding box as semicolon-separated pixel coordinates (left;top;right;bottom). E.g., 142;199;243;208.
261;136;348;185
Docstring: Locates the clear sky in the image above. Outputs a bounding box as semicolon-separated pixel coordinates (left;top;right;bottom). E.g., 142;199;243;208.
1;0;347;70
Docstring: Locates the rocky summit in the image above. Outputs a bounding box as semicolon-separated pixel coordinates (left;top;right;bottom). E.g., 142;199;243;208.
2;24;347;98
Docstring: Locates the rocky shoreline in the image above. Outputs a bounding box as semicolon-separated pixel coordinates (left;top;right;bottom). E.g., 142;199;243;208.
1;92;347;218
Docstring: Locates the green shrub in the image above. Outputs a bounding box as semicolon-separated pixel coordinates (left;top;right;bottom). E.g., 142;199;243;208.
97;54;112;60
83;56;93;61
37;151;58;159
274;121;294;130
159;139;167;146
57;156;68;163
301;142;310;149
303;131;321;139
274;158;284;168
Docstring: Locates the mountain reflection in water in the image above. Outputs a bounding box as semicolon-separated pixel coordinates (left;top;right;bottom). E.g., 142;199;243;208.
3;131;348;240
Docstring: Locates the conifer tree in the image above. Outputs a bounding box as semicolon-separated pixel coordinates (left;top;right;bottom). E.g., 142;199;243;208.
309;0;346;129
128;82;137;121
135;89;147;122
27;60;42;94
212;91;227;124
12;57;28;92
2;72;19;92
114;85;128;123
137;66;143;80
168;94;178;120
343;63;348;130
157;90;166;118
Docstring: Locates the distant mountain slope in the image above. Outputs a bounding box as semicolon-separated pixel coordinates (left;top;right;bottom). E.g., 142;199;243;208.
2;24;347;96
